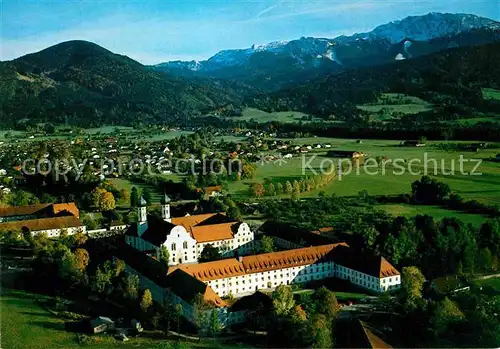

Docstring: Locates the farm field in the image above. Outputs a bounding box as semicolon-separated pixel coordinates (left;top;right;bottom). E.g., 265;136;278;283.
226;138;500;205
357;93;433;120
482;88;500;101
377;204;489;226
226;108;323;124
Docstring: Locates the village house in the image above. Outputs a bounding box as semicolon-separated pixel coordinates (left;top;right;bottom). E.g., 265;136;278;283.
327;150;366;159
0;202;86;237
196;185;222;197
125;195;255;265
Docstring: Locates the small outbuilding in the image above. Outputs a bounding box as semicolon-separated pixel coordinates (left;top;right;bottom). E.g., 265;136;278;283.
90;316;115;334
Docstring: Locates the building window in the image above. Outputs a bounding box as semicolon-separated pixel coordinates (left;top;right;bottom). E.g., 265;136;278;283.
171;243;176;250
183;241;188;249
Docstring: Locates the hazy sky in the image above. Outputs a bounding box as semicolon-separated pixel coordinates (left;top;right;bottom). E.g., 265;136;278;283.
1;0;499;64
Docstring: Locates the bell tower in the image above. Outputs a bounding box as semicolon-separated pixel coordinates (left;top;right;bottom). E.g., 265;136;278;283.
138;195;147;223
161;193;171;222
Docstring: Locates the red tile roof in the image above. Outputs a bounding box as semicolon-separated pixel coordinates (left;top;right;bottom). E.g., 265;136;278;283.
171;213;217;231
51;203;80;218
0;203;51;217
0;202;80;219
170;243;348;282
0;216;83;232
190;222;236;243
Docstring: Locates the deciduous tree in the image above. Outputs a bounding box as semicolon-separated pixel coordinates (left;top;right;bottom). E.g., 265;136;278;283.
140;289;153;313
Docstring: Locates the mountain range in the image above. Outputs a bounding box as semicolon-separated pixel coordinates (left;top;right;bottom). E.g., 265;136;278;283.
1;12;499;128
153;13;500;90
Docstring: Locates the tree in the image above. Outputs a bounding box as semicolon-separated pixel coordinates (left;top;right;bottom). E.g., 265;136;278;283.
267;183;276;196
250;183;265;197
91;188;116;211
308;314;333;349
59;250;83;283
114;258;126;277
199;244;221;263
73;248;90;272
193;294;211;331
400;266;426;310
140;289;153;313
272;285;295;317
141;188;153;206
159;245;170;267
91;261;114;295
227;206;241;220
71;230;88;246
276;182;284;195
260;235;275;253
208;309;222;338
477;248;493;272
313;286;339;319
431;297;464;336
130;187;139;207
284;181;293;194
411;176;451;204
120;273;139;301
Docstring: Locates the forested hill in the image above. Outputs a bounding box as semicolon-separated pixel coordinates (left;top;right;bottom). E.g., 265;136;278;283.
247;42;500;121
0;40;245;128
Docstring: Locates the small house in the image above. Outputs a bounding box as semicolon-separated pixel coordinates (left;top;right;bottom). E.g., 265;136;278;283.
400;140;425;147
327;150;365;159
90;316;115;334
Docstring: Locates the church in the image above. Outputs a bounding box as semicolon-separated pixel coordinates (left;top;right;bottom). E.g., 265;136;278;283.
125;194;255;265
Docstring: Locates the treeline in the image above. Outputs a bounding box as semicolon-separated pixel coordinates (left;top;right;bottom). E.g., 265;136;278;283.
249;166;336;198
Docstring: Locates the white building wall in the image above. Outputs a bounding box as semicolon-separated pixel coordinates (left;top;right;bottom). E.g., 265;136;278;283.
204;261;336;298
335;264;401;293
164;226;197;265
32;225;86;238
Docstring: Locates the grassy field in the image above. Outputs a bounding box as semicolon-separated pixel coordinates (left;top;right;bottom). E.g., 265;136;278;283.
357;93;433;120
109;178;165;204
475;277;500;301
453;116;500;125
0;290;245;349
1;290;121;349
84;126;134;134
227;108;321;124
482;88;500;101
377;204;489;226
226;138;500;206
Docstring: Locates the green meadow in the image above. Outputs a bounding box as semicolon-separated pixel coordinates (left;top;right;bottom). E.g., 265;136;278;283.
226;139;500;206
226;108;323;124
482;88;500;101
377;204;488;226
0;290;245;349
357;93;433;120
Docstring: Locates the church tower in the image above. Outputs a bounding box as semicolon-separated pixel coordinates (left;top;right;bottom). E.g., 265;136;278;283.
161;193;171;222
138;195;147;223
